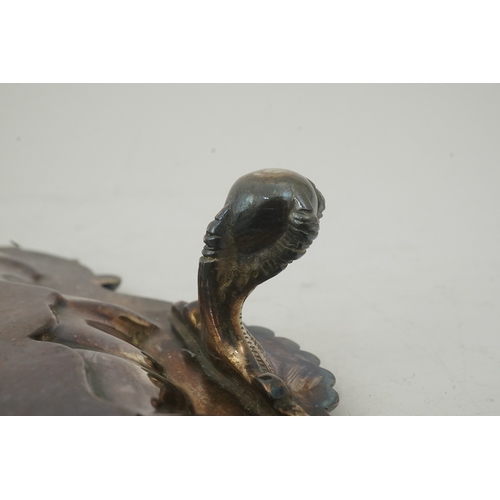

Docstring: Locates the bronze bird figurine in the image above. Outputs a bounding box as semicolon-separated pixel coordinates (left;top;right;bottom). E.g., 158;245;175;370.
0;169;338;415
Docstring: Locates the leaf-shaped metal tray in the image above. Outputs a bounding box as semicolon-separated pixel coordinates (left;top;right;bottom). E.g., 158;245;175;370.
0;169;339;415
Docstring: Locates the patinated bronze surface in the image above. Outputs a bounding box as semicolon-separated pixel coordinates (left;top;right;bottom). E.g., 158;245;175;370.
0;169;338;415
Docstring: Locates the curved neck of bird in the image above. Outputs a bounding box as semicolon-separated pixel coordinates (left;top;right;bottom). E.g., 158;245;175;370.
198;256;275;384
197;184;322;385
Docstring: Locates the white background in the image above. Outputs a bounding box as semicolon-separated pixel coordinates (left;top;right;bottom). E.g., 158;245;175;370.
1;83;499;415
